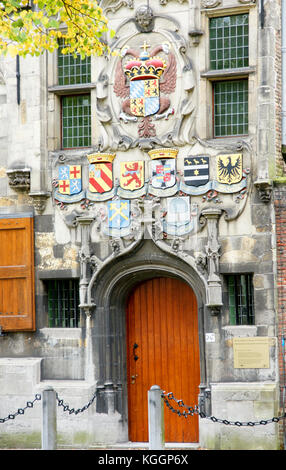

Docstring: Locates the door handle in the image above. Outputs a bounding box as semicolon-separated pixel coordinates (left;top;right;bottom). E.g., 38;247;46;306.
131;374;138;384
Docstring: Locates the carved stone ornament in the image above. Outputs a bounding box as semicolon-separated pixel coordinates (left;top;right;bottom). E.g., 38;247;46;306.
134;5;154;32
96;9;196;151
201;0;222;8
102;0;134;15
114;4;181;37
160;0;188;4
254;179;272;203
201;208;223;313
6;168;30;191
66;187;226;319
189;29;204;47
29;191;50;214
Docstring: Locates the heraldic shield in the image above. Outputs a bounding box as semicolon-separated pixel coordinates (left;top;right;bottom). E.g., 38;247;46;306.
151;159;176;189
120;161;144;191
163;197;194;236
107;200;130;230
130;78;159;117
184;157;209;187
58;165;82;195
216;154;242;185
87;153;115;194
89;162;113;194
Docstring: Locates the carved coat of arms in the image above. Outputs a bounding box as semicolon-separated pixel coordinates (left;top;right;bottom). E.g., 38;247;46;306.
120;161;144;191
105;199;131;237
86;153;116;202
151;159;176;189
148;148;178;196
88;153;115;194
216;154;243;185
184;156;210;187
58;165;82;196
163;196;193;236
114;41;177;138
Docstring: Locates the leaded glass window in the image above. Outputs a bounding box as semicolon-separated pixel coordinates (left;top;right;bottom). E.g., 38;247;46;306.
58;40;91;85
58;39;92;149
62;94;91;148
47;279;80;328
213;80;248;137
210;14;249;70
227;274;254;325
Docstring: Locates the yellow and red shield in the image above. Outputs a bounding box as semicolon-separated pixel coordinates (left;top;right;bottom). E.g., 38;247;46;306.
87;152;116;195
120;161;144;191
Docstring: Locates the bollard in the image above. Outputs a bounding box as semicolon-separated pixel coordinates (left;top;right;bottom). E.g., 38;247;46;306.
42;387;57;450
148;385;165;450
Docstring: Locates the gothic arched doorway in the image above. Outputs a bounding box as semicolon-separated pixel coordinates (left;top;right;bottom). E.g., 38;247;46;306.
126;277;200;442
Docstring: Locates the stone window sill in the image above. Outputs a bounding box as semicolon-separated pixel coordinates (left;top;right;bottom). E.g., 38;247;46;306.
201;66;256;81
48;83;96;95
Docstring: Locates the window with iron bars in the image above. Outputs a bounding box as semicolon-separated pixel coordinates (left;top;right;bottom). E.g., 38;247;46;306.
47;279;80;328
209;14;249;71
58;39;91;149
227;274;254;325
209;14;249;138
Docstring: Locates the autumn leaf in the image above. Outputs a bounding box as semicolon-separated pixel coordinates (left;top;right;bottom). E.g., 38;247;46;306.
0;0;113;57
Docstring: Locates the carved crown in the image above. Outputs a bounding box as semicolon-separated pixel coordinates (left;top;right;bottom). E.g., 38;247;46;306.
124;42;166;81
148;148;178;160
87;153;116;164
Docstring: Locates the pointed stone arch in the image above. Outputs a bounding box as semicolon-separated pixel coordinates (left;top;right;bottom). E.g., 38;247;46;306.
90;239;208;440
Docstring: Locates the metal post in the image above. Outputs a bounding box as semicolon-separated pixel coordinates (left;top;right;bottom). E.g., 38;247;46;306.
42;386;57;450
148;385;165;450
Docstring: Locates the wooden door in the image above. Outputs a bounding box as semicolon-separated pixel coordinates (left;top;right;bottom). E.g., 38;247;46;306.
126;277;200;442
0;216;35;331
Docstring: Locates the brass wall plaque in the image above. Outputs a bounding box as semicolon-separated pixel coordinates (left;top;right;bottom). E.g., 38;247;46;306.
233;337;270;369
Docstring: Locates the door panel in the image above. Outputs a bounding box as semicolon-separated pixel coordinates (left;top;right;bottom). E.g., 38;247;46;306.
0;217;35;331
126;277;200;442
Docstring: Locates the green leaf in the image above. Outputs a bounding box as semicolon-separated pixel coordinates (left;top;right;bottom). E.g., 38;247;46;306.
37;0;46;8
48;19;60;28
12;19;24;28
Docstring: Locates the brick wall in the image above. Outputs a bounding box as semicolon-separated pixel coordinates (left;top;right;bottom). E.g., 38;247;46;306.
274;188;286;448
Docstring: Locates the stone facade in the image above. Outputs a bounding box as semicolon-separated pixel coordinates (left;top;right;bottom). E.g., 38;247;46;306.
0;0;284;450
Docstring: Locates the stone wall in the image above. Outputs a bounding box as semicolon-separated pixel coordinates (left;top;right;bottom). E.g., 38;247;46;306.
0;0;283;450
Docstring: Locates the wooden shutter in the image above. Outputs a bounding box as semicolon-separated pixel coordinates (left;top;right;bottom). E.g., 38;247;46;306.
0;216;35;331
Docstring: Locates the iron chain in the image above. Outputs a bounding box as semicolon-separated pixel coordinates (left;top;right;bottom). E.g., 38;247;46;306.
162;391;286;426
0;394;41;423
1;388;285;427
55;389;97;415
0;389;97;423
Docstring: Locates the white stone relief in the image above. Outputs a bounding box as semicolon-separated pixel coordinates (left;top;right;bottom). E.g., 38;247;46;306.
201;0;221;8
102;0;134;14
